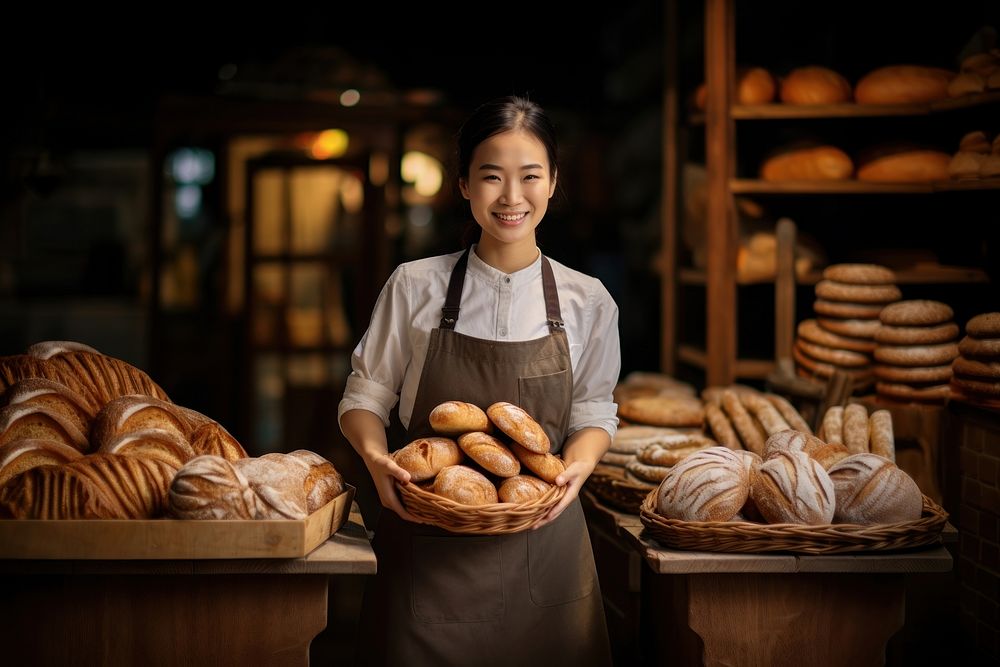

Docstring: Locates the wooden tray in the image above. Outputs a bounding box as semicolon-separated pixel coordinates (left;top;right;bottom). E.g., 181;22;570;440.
0;485;355;560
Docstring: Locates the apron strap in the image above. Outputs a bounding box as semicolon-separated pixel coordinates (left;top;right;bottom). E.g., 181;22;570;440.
440;248;471;329
440;247;563;334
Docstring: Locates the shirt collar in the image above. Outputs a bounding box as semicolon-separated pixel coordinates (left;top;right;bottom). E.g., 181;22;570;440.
467;244;543;288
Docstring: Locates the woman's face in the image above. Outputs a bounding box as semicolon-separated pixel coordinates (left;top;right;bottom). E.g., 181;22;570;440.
459;129;556;250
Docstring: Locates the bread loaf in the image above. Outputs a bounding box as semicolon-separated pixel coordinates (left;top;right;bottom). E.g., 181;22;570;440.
854;65;954;104
763;429;850;469
611;425;696;453
764;394;813;434
820;406;844;444
780;66;852;104
429;401;491;435
287;449;344;512
26;341;102;360
393;437;463;482
857;148;951;182
828;453;922;524
741;393;791;435
457;432;520;477
842;404;870;454
868;410;895;461
760;145;853;181
510;441;566;483
498;475;552;504
751;450;835;524
0;438;83;488
655;447;749;522
617;395;704;428
169;455;259;520
637;439;714;466
0;403;90;453
433;465;498;505
721;389;765;455
1;378;99;437
233;453;311;520
97;427;198;469
487;402;550;453
948;72;986;97
694;66;777;109
91;395;194;449
188;420;248;461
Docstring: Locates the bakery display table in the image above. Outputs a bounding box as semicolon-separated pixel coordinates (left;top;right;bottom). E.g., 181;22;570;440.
584;493;953;666
1;503;376;667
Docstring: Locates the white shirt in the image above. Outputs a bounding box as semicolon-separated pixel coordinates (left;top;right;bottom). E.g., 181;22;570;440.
338;245;621;439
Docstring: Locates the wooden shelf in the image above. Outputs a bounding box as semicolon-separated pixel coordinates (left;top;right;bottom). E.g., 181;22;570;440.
687;90;1000;124
729;178;1000;194
679;265;990;286
678;344;774;379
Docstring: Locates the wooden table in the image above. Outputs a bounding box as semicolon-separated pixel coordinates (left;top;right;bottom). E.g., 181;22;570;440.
583;493;953;667
1;504;376;666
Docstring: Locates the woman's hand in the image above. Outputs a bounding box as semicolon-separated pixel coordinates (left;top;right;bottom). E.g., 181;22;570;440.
365;452;423;524
532;427;610;530
532;459;596;529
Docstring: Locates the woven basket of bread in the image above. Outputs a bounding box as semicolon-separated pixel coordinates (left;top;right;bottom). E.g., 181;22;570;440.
585;469;652;515
639;489;948;555
397;480;567;534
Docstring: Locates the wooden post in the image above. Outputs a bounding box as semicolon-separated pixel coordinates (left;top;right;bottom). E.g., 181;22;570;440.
775;217;797;365
661;0;680;375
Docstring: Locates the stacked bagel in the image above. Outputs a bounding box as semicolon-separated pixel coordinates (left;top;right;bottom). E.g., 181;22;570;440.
874;300;959;404
393;401;562;506
951;312;1000;405
795;264;900;386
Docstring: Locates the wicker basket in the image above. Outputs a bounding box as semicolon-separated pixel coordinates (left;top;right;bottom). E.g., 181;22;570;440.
396;480;567;534
586;470;655;514
639;489;948;554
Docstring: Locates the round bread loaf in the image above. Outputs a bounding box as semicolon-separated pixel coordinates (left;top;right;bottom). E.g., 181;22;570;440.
510;442;566;483
816;317;882;339
287;449;344;512
822;264;896;285
487;402;550;453
760;145;853;181
797;338;871;368
958;336;1000;359
953;357;1000;380
815;280;901;304
828;454;922;524
498;475;552;504
457;432;520;477
170;454;259;520
763;429;850;469
813;299;885;320
879;300;954;327
854;65;954;104
874;364;953;384
233;453;311;520
433;465;498;505
617;395;705;428
655;447;749;522
798;319;876;354
780;66;853;104
874;343;958;367
751;450;835;525
874;322;960;346
429;401;490;435
393;437;463;482
793;343;873;382
966;313;1000;338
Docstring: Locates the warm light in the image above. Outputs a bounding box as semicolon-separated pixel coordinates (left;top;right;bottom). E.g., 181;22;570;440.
340;89;361;106
401;151;443;197
311;129;349;159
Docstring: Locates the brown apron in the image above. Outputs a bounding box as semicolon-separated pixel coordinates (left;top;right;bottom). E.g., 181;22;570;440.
357;248;612;667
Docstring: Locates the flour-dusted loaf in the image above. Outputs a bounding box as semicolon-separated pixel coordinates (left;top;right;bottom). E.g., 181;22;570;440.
457;432;520;477
510;442;566;483
763;429;850;470
487;402;551;453
233;453;311;520
0;438;84;488
655;447;749;522
868;410;895;461
828;453;922;524
433;465;499;505
751;450;835;524
429;401;491;435
498;475;552;504
1;377;99;438
393;437;463;483
169;454;259;520
0;402;90;453
287;449;344;512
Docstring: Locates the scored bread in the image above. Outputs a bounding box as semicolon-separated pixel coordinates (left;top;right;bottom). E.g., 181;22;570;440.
393;437;463;483
655;447;749;522
751;450;835;524
510;442;566;483
233;453;311;520
433;465;498;505
429;401;491;435
828;453;922;524
287;449;344;512
487;402;550;453
498;475;552;504
169;454;259;520
457;432;520;477
763;429;850;470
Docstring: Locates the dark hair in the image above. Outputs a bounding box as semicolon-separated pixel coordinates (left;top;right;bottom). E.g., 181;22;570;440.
457;96;558;180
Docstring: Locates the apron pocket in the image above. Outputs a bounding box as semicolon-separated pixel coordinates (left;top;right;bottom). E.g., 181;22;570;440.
411;535;505;623
517;369;571;451
527;500;596;607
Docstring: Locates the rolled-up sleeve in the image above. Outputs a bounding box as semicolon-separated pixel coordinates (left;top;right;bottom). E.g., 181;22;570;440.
337;265;410;429
568;280;621;439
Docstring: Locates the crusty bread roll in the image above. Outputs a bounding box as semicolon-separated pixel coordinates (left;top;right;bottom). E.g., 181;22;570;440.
868;411;895;461
393;437;463;483
233;453;311;520
509;442;566;483
487;402;550;453
694;66;777;110
751;450;835;524
1;377;98;438
169;454;259;520
429;401;490;435
854;65;954;104
828;453;922;524
0;403;90;453
287;449;344;512
0;438;83;488
655;447;749;521
820;406;844;444
433;465;498;505
760;145;854;181
780;66;852;105
763;429;850;470
857;149;951;183
498;475;552;504
842;404;870;454
98;427;198;469
457;432;520;477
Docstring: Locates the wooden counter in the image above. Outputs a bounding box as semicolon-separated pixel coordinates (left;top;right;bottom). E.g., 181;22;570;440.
2;504;376;666
584;492;953;667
